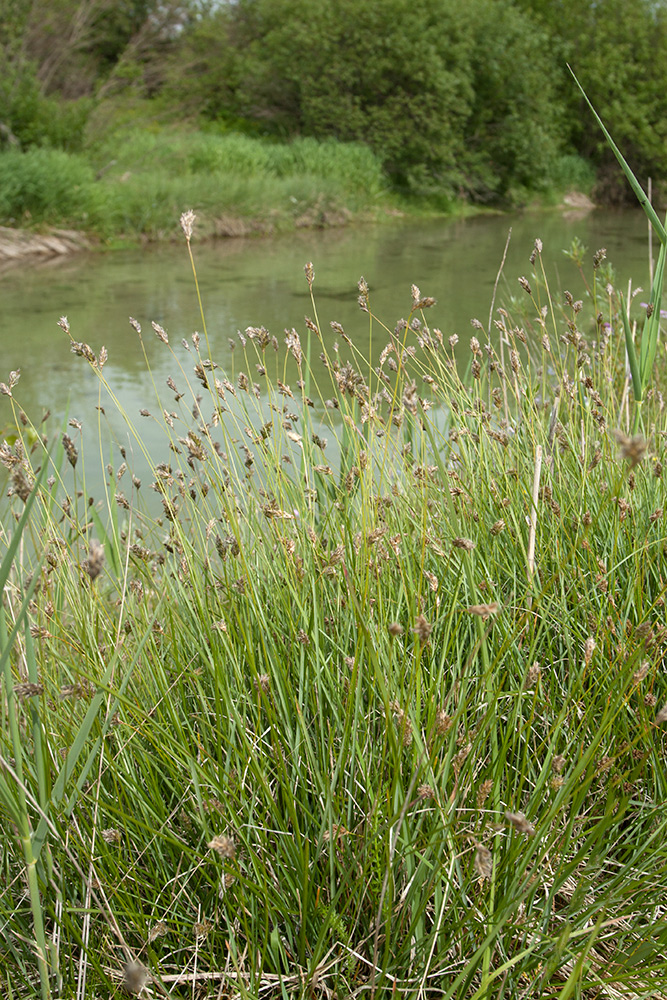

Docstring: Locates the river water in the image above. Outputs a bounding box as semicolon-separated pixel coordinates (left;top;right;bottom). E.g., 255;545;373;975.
0;208;655;498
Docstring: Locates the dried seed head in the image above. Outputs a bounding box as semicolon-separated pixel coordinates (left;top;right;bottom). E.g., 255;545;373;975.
152;321;169;345
83;539;105;582
208;834;236;859
593;247;607;269
552;754;566;774
474;844;493;880
255;673;270;693
123;961;148;995
62;433;78;468
412;614;432;643
584;636;596;666
304;261;314;290
434;708;452;735
448;334;459;348
505;810;535;836
465;601;499;619
453;537;475;551
147;921;167;942
193;919;212;938
476;779;493;808
14;682;44;701
387;622;404;637
611;430;649;468
524;662;541;689
417;784;434;800
655;704;667;724
180;209;196;241
518;276;532;295
102;828;122;845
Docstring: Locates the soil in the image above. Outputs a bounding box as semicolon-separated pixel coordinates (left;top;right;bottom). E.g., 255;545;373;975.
0;226;92;263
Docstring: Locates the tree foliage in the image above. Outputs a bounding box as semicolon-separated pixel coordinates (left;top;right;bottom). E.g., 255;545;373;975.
3;0;667;203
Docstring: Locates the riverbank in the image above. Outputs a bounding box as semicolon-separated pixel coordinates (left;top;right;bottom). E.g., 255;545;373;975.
0;125;596;262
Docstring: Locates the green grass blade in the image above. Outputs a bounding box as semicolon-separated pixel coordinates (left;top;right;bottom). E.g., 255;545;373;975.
618;291;643;401
569;66;667;244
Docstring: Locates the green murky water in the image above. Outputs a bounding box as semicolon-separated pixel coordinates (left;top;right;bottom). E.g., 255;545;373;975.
0;209;654;495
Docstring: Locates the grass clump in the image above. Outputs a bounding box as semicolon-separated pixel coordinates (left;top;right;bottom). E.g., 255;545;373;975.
0;126;390;240
1;207;667;998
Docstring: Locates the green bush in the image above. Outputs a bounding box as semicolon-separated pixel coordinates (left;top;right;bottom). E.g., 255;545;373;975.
0;148;98;225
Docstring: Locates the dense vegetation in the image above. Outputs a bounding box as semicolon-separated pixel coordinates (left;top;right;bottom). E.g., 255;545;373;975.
2;202;667;999
3;0;667;238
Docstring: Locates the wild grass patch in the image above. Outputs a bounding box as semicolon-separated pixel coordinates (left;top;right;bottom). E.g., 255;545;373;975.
1;104;667;999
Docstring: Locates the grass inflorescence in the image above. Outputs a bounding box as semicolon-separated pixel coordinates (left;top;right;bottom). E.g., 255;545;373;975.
1;211;667;999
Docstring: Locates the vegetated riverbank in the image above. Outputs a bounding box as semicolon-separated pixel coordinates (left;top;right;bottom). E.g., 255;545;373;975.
0;120;596;261
1;214;666;999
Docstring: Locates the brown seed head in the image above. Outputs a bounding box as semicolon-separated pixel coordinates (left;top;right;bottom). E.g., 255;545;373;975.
453;537;475;551
83;539;105;582
387;622;404;637
152;321;169;345
505;810;535;836
474;843;493;880
412;614;432;643
14;682;44;702
524;662;541;689
208;834;236;859
611;429;649;469
304;261;314;290
123;961;148;995
465;601;499;619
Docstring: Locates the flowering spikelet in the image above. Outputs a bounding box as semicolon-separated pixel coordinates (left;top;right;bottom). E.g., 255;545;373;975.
304;261;314;291
180;209;196;241
518;276;532;295
285;328;302;365
152;321;169;345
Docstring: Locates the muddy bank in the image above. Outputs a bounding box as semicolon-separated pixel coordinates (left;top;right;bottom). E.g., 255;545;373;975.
0;226;92;263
